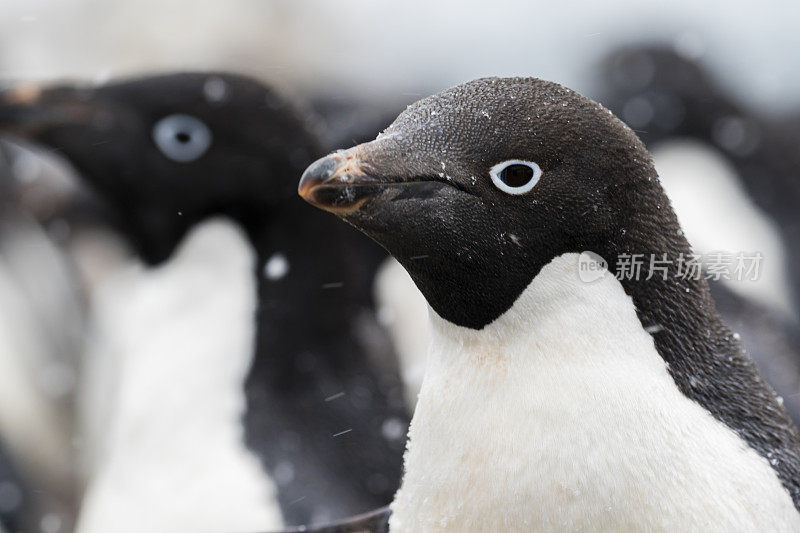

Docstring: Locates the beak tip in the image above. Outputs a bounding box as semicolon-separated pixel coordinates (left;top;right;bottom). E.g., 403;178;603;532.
298;155;337;203
298;153;375;216
297;172;318;204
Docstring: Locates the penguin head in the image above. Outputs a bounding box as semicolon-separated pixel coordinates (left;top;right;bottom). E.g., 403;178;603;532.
300;77;676;329
0;73;321;263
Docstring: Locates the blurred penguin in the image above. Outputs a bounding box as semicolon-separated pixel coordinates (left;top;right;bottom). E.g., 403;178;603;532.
0;140;82;532
600;44;800;314
0;73;408;530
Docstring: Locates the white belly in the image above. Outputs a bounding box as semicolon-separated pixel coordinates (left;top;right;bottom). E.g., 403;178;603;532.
390;253;800;532
76;218;282;533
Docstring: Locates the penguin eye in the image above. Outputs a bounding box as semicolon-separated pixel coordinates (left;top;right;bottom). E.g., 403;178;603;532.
152;114;212;163
489;160;542;195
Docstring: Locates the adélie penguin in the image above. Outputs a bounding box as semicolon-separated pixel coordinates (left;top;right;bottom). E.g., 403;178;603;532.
0;73;408;528
299;77;800;530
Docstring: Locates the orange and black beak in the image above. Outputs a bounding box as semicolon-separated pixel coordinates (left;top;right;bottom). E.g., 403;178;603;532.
298;144;471;219
298;149;387;215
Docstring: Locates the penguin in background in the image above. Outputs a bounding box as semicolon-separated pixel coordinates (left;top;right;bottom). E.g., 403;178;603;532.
0;140;84;533
598;45;800;422
0;73;408;530
300;76;800;531
0;146;37;533
599;45;800;314
0;432;65;533
0;435;32;533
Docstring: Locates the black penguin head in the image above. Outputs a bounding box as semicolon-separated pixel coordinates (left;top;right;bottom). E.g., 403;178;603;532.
0;72;321;263
300;77;673;329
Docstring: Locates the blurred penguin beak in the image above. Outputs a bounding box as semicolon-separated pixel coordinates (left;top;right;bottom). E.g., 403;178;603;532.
0;84;96;138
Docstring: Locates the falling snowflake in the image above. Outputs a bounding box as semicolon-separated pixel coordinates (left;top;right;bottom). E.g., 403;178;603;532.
264;252;290;281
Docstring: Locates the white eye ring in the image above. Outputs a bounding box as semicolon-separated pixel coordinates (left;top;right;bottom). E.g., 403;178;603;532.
152;114;212;163
489;160;542;195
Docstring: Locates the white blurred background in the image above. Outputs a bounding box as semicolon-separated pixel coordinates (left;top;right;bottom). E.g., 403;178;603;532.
1;0;799;111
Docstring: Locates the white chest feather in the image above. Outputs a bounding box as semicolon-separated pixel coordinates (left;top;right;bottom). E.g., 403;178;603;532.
389;253;799;532
76;219;282;533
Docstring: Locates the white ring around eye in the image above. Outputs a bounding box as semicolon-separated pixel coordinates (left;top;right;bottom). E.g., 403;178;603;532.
152;114;213;163
489;160;542;195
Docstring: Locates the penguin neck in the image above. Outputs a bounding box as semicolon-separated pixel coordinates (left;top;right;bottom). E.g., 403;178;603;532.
599;219;728;369
247;196;384;315
241;199;407;522
417;214;800;513
391;253;800;530
244;195;390;382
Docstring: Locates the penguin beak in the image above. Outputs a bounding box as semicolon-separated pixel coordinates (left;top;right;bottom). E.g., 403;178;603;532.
299;147;461;215
0;84;96;138
298;149;387;215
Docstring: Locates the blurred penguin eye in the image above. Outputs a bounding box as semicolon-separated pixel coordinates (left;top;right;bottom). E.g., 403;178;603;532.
152;114;212;163
489;160;542;195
